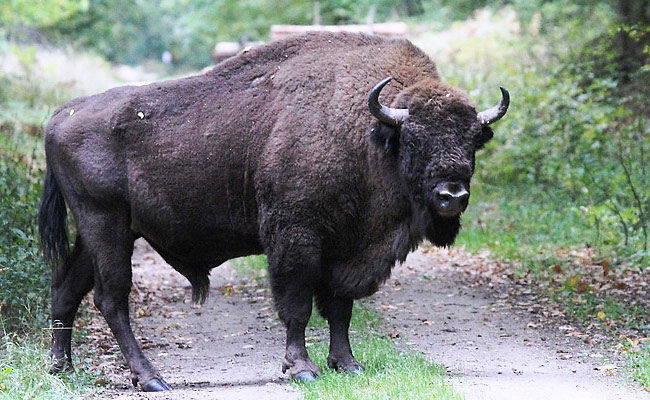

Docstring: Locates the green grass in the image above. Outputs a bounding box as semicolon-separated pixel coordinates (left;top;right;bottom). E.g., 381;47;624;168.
0;156;101;400
457;184;597;265
0;334;100;400
299;337;460;400
628;345;650;389
561;292;648;328
299;305;460;400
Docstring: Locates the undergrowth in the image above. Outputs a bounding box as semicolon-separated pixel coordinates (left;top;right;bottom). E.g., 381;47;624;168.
0;158;47;334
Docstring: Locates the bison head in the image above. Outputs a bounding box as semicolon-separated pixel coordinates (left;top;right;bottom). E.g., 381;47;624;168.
368;77;509;246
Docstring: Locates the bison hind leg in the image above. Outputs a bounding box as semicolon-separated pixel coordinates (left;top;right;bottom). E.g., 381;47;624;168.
83;211;170;391
50;234;95;373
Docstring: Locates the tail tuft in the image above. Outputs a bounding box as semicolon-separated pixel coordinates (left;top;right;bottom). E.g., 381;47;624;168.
38;166;69;271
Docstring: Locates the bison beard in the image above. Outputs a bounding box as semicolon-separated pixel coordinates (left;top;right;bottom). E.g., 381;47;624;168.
38;31;508;391
427;214;461;247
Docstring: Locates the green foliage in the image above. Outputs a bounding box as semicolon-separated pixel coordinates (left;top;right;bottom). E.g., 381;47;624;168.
33;0;389;67
0;0;88;28
29;0;429;68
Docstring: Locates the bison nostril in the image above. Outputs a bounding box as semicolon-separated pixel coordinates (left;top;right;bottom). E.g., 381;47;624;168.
436;192;452;203
457;191;470;210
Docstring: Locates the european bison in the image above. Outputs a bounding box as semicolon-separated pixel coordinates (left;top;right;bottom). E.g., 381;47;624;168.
39;32;508;391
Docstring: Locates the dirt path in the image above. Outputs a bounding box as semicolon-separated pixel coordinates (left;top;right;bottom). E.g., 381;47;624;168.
92;240;646;399
95;240;300;400
375;249;647;400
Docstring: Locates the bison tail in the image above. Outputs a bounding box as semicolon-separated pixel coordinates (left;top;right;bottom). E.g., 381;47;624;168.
38;166;70;272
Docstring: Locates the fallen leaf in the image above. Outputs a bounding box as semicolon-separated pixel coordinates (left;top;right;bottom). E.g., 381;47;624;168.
136;308;149;318
601;259;610;277
568;275;581;289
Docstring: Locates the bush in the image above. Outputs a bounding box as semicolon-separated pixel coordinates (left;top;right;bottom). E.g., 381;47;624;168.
0;158;48;334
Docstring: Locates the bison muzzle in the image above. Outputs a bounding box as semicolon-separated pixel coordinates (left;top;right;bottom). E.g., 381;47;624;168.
38;32;508;391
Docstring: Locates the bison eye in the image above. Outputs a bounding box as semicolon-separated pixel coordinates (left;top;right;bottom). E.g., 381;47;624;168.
408;142;416;150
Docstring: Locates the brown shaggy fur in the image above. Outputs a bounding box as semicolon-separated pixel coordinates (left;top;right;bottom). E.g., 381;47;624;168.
39;32;498;388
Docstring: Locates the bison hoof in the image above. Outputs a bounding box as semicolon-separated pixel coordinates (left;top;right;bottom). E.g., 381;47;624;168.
49;359;74;375
327;357;365;374
141;378;172;392
293;370;318;383
342;364;365;374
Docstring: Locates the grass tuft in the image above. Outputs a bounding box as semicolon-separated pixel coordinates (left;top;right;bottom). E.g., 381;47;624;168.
0;334;100;400
298;305;461;400
299;337;461;400
628;345;650;389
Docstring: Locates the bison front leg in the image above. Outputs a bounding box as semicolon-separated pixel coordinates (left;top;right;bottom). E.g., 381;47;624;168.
317;295;364;373
267;230;322;382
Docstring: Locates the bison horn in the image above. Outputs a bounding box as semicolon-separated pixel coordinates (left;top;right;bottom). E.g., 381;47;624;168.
368;77;409;126
477;86;510;126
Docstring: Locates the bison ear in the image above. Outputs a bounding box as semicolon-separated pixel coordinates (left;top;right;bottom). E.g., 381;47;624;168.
370;122;400;155
475;126;494;150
